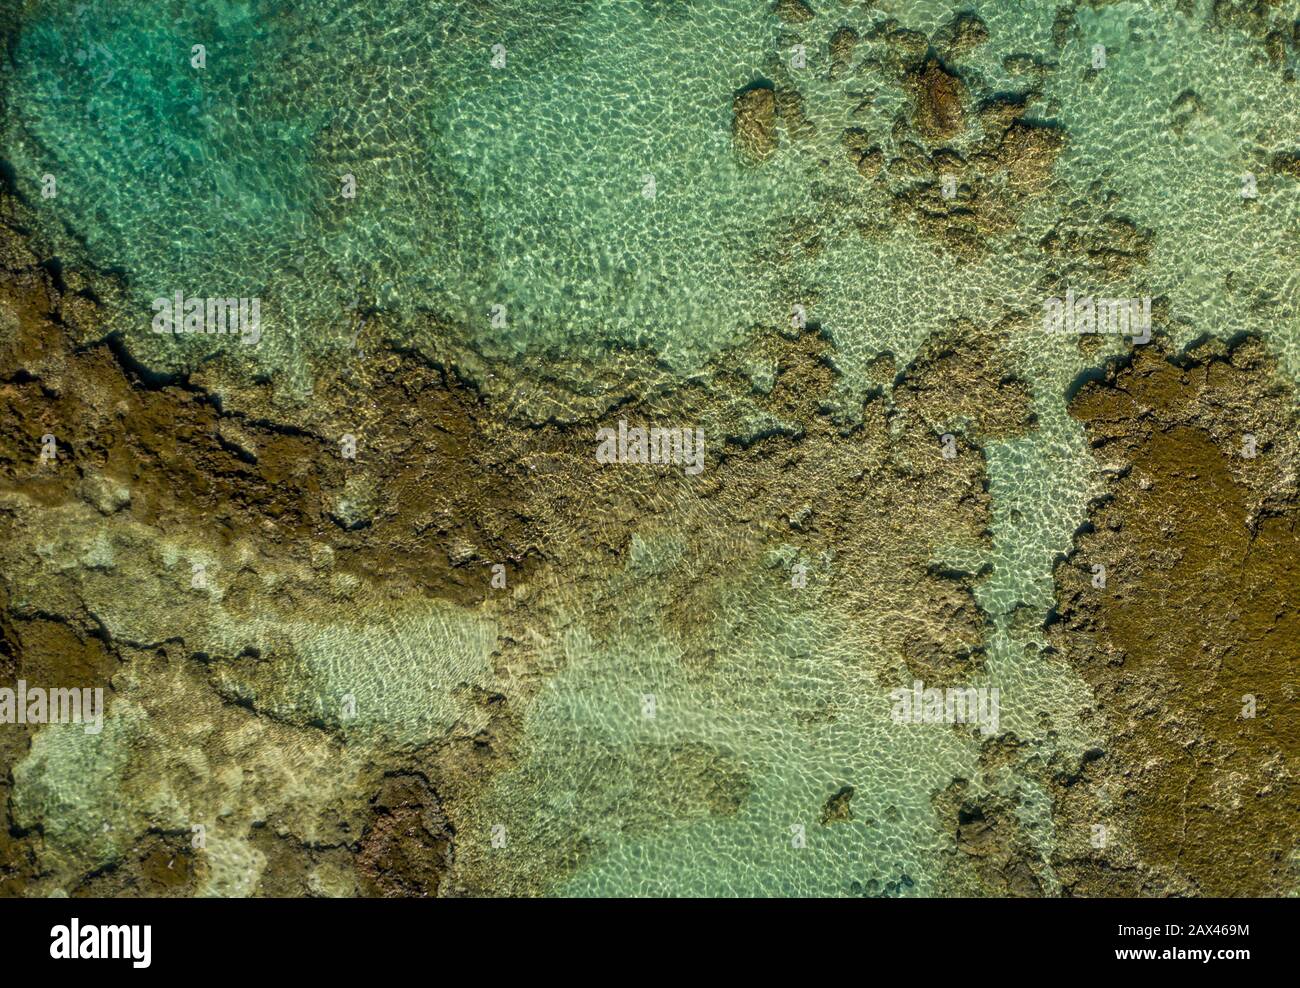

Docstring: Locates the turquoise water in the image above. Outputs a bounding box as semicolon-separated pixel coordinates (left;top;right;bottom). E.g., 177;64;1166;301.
8;0;833;383
6;0;1300;895
9;1;1300;380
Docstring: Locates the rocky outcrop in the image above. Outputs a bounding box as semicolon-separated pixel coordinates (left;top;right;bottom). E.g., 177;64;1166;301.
733;84;779;162
774;0;815;24
829;26;859;80
1050;338;1300;896
820;785;855;825
909;58;967;141
934;12;989;57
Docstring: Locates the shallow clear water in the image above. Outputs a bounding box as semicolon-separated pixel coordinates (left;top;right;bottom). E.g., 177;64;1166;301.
6;0;1300;896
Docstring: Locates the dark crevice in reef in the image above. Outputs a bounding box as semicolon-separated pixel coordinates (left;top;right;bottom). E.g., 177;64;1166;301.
101;330;196;391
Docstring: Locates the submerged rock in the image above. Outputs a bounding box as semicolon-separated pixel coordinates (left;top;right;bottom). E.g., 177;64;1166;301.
1051;338;1300;896
909;58;967;141
79;470;131;515
1169;88;1205;134
829;26;859;80
934;12;989;56
774;0;815;24
357;774;453;898
775;88;817;141
820;785;855;825
732;84;778;162
328;473;381;530
1270;150;1300;178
